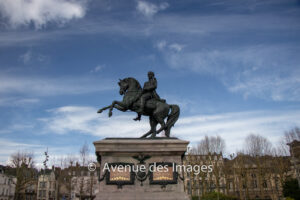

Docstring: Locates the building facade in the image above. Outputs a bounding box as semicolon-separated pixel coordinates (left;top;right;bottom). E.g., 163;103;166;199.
184;153;292;200
37;170;58;200
23;180;37;200
0;168;15;200
287;140;300;188
184;153;225;197
70;168;98;200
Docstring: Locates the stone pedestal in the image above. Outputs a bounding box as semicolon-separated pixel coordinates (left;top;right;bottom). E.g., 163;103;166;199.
93;138;189;200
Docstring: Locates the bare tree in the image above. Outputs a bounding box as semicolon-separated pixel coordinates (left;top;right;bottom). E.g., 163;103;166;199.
79;142;90;167
272;127;300;158
242;134;275;198
271;147;290;198
55;155;78;200
189;135;226;196
10;151;36;200
193;135;225;155
79;142;92;199
277;140;290;156
244;134;272;156
284;127;300;143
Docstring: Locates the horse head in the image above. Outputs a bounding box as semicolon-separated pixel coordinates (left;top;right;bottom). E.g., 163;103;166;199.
118;77;142;96
118;78;128;95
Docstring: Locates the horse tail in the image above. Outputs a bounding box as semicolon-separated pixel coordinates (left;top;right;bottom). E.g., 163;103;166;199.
165;104;180;137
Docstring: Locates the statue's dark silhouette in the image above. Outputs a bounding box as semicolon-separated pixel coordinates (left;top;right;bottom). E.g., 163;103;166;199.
97;72;180;138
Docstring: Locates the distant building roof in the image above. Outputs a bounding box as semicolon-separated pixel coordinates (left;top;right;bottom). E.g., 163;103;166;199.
287;140;300;147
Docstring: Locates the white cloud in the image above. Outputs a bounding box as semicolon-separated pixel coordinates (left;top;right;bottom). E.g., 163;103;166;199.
228;74;300;101
0;138;82;168
161;94;198;114
20;50;32;63
0;97;40;106
41;106;149;137
155;40;184;52
3;107;298;165
0;74;114;96
173;110;300;154
0;0;87;28
152;14;300;36
155;40;167;50
90;65;104;73
0;11;298;47
136;1;169;18
169;43;184;52
163;49;226;74
19;50;48;64
159;45;300;101
40;106;300;155
0;139;42;165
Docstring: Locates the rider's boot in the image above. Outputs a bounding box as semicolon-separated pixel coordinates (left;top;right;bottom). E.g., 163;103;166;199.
133;98;144;121
133;114;141;121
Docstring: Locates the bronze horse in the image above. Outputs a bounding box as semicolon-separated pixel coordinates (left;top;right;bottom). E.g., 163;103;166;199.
97;77;180;138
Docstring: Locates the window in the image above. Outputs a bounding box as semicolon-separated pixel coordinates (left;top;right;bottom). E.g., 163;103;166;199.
252;180;257;188
39;181;46;188
275;178;279;189
229;181;232;189
263;180;268;188
187;181;191;194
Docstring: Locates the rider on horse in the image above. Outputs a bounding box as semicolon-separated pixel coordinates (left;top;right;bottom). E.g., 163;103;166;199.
97;72;179;138
134;71;165;121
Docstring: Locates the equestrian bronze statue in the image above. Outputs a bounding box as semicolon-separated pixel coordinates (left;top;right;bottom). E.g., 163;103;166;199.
97;71;180;138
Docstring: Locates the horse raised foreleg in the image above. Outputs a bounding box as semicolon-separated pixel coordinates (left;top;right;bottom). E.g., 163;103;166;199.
97;105;111;113
97;101;128;117
108;100;128;117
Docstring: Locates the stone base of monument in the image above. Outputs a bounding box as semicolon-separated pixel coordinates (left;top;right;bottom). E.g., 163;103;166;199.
93;138;190;200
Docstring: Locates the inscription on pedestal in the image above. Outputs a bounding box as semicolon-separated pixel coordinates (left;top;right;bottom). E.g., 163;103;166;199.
105;163;135;188
149;162;178;185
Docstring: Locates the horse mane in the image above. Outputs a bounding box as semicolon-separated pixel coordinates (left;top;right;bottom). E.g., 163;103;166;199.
124;77;142;90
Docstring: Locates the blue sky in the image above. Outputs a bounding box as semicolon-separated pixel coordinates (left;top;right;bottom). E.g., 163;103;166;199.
0;0;300;167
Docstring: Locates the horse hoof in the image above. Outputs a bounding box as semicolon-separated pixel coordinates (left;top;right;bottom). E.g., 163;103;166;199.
97;109;102;113
108;112;112;117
